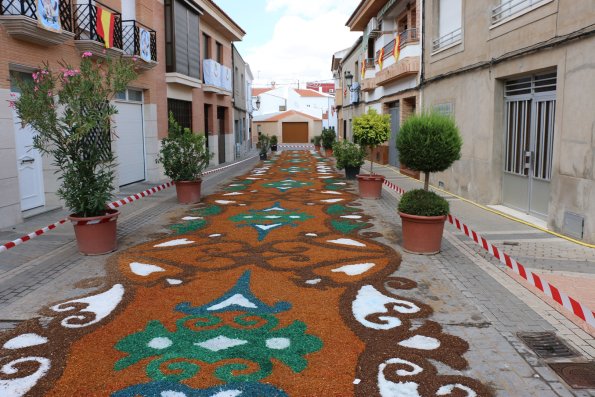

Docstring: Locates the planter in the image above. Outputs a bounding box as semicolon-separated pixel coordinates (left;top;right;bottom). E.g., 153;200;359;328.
399;212;447;255
69;210;119;255
175;180;202;204
271;145;278;152
324;148;333;157
344;166;361;180
399;164;421;180
314;145;321;153
356;174;385;199
259;152;267;160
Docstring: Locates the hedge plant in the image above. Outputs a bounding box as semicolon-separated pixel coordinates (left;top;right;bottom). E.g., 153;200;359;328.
397;189;450;217
321;128;336;150
332;140;366;170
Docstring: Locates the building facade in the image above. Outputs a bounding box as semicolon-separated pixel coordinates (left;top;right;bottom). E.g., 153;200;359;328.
345;0;421;166
232;44;250;158
164;0;245;165
422;0;595;242
0;0;165;228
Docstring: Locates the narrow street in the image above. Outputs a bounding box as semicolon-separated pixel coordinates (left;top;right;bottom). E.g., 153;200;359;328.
0;149;593;396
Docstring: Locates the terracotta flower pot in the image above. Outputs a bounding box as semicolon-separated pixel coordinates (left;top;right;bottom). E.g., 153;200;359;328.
324;148;333;157
69;209;119;255
399;212;447;255
314;145;321;152
356;174;385;199
344;166;361;180
175;180;202;204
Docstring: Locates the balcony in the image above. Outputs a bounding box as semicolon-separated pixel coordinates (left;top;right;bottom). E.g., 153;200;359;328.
122;20;157;70
73;0;123;57
491;0;551;25
0;0;74;45
376;56;420;86
399;28;419;47
432;27;462;53
361;77;375;92
203;59;232;96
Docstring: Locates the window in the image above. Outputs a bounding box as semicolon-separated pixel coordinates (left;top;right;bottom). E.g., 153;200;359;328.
216;42;223;63
203;33;210;61
164;0;200;78
168;99;192;130
492;0;549;24
115;88;143;102
433;0;462;52
9;70;34;94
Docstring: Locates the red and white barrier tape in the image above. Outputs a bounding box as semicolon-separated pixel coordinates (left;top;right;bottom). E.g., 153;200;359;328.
279;144;314;149
381;178;595;328
1;155;259;253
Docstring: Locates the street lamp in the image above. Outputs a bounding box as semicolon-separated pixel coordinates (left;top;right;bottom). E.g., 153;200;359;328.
254;96;261;110
344;70;354;90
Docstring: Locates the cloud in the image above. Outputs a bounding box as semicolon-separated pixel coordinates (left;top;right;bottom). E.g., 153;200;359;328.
247;0;361;86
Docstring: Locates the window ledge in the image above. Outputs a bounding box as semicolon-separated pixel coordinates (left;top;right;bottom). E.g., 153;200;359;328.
431;40;462;56
165;73;202;88
490;0;554;29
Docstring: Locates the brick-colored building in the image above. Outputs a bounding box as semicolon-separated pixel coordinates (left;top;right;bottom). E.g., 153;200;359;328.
0;0;166;227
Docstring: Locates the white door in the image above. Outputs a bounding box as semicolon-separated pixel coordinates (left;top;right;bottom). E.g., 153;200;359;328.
12;107;45;211
114;100;145;186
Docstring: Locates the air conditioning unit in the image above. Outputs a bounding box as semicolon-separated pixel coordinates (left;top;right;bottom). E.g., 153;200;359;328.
368;17;380;37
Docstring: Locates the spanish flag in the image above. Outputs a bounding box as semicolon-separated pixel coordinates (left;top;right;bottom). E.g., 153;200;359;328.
361;56;366;79
96;7;115;48
378;47;385;71
394;34;401;61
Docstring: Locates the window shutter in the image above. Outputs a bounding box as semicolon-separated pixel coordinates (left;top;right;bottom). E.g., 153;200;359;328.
174;0;189;75
187;12;200;79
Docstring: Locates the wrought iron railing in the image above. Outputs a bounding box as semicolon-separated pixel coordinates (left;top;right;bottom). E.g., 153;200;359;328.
122;20;157;62
0;0;73;31
399;28;419;46
432;27;462;52
364;58;375;69
492;0;542;24
73;0;122;49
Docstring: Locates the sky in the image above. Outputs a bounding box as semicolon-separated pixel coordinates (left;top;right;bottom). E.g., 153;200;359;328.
214;0;361;88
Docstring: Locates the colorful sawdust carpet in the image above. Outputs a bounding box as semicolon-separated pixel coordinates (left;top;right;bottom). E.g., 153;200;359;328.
0;150;493;396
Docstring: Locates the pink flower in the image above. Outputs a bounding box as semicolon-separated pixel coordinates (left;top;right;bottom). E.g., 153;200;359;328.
41;70;48;75
34;86;39;92
47;91;52;97
132;56;138;62
9;92;16;98
82;51;93;58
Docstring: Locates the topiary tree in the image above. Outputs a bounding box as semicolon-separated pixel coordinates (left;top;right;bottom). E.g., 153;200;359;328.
321;128;336;150
396;111;462;191
352;108;390;173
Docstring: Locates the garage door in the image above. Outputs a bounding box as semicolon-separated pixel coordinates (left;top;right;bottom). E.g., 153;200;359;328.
282;122;309;143
114;98;145;186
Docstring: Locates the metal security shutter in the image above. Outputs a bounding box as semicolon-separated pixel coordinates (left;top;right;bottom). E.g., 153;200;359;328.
282;122;309;143
173;0;189;75
187;13;200;79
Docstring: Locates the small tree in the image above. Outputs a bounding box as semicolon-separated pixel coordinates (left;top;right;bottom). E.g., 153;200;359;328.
321;128;336;150
157;112;213;181
353;109;390;173
396;111;462;191
12;54;137;217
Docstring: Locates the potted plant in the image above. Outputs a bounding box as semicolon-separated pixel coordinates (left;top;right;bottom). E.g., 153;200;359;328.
12;54;136;255
321;128;336;157
258;134;270;160
396;112;462;254
333;140;366;179
157;112;213;205
270;135;278;151
353;109;390;199
312;135;322;152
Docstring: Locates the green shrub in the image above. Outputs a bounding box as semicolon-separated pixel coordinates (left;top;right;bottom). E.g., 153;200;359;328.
396;112;462;190
157;113;213;182
332;140;366;170
321;128;336;149
270;135;278;145
398;189;449;216
353;109;390;172
13;55;137;217
313;135;322;146
258;134;271;154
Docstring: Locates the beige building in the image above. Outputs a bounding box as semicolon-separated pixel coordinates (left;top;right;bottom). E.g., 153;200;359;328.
339;0;421;166
423;0;595;243
253;110;322;144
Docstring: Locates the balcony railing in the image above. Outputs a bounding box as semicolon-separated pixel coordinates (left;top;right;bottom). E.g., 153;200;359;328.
399;28;419;46
0;0;73;31
364;58;375;69
73;0;122;50
122;20;156;62
432;27;462;52
492;0;543;24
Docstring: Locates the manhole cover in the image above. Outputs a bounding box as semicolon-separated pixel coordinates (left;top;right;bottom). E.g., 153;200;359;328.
517;332;577;358
549;362;595;389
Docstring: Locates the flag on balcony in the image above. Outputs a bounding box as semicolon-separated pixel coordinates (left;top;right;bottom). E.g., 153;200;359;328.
139;28;151;62
394;33;401;61
37;0;61;33
361;56;366;80
96;7;115;48
378;47;385;71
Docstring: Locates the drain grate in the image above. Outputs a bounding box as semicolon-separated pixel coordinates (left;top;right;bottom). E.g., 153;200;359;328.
549;362;595;389
517;332;578;358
